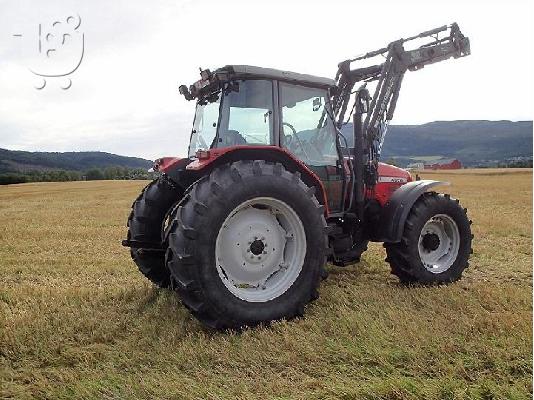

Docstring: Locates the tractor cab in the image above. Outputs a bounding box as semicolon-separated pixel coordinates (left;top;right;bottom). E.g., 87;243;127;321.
187;66;338;165
183;65;345;211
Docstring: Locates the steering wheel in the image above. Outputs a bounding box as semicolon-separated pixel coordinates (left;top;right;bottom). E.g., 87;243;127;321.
282;122;311;162
282;121;297;136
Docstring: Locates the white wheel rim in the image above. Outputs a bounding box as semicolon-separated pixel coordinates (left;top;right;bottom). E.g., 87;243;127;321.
215;197;306;302
418;213;460;274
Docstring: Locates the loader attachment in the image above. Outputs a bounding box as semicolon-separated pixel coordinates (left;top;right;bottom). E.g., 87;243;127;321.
332;23;470;187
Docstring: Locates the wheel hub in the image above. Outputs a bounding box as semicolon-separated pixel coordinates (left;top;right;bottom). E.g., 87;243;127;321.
421;233;440;251
249;239;265;256
417;214;460;274
215;197;306;302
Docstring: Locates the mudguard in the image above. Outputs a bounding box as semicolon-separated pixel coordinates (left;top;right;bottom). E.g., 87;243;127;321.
376;180;449;243
185;146;330;214
158;146;330;215
156;157;196;190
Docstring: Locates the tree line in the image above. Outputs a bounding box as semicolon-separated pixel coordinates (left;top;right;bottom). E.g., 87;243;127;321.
496;159;533;168
0;166;155;185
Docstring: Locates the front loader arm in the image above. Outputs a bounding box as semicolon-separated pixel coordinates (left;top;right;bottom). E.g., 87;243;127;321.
332;23;470;186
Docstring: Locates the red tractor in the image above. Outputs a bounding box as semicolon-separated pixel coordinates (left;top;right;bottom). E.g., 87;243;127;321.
123;24;472;329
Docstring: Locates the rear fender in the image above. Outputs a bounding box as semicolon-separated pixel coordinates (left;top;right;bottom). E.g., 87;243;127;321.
375;180;449;243
153;157;188;173
186;146;330;214
155;157;197;190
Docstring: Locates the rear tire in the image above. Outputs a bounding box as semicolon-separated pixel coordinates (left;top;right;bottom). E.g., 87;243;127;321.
385;192;472;284
127;176;183;288
166;160;328;330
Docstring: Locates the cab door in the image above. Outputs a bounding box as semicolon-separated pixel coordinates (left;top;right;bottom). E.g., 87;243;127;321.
277;82;344;212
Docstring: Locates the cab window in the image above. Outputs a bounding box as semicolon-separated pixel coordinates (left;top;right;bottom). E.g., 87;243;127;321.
218;80;274;147
279;83;338;166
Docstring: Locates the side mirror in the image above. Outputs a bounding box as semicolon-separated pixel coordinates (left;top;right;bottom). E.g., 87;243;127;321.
312;97;322;111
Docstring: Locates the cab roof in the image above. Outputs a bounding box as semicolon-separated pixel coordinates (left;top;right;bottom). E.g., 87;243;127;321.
217;65;335;88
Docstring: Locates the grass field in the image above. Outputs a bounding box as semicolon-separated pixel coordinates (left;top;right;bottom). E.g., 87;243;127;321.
1;169;532;399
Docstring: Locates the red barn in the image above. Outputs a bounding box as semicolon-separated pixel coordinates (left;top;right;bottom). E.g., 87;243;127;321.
424;159;462;170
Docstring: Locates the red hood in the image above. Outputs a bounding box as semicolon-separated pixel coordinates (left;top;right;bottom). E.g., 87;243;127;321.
377;162;412;181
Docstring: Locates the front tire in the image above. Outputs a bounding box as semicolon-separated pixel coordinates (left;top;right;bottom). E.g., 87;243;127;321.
166;160;328;329
385;192;472;284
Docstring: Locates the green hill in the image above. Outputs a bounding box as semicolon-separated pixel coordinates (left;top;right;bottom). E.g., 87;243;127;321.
341;120;532;166
0;149;152;174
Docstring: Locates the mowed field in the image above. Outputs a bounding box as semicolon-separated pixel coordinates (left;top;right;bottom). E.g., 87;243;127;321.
1;169;532;399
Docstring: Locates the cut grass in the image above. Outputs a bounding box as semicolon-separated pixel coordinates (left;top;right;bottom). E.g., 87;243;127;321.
1;170;532;399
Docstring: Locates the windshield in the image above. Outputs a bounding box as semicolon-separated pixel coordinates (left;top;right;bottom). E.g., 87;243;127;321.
188;80;274;157
188;93;221;157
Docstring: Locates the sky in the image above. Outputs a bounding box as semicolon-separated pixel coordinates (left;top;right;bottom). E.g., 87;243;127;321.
0;0;532;160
